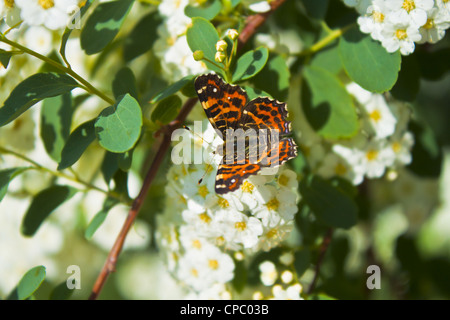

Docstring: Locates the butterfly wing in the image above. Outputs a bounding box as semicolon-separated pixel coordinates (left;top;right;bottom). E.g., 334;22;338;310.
195;73;248;137
215;162;261;194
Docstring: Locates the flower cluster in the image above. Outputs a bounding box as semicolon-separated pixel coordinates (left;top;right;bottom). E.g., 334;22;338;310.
0;0;79;30
299;82;414;186
153;0;207;82
156;121;300;297
343;0;450;55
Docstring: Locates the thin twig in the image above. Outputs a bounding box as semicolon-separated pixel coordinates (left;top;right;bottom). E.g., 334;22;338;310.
88;0;287;300
308;228;334;295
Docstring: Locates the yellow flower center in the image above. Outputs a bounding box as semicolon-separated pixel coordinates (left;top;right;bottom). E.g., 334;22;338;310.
334;163;348;176
191;268;198;277
39;0;54;9
192;239;202;249
218;197;229;209
198;185;209;198
199;212;211;223
366;150;378;161
278;174;290;187
208;259;219;270
266;228;279;239
4;0;14;9
392;142;402;153
396;29;408;40
241;181;254;193
266;198;279;211
423;19;434;29
372;11;384;23
370;109;382;122
215;236;225;246
402;0;415;12
235;221;247;232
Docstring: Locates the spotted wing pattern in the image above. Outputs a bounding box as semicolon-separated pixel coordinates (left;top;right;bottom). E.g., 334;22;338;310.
195;73;248;137
194;73;298;194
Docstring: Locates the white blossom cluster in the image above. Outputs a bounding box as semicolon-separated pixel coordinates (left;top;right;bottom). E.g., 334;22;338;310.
153;0;207;82
343;0;450;55
299;82;414;186
156;121;300;297
0;0;79;30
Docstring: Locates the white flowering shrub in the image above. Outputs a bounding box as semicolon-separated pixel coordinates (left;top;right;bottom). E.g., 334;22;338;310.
0;0;449;301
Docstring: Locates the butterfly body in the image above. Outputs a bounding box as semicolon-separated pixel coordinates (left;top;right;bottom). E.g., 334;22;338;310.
194;73;297;194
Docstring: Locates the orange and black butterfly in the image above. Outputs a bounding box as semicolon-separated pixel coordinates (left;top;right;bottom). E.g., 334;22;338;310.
194;73;297;194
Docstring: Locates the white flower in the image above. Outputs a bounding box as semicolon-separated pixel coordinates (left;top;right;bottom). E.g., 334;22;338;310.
418;7;450;44
248;1;271;13
16;0;79;30
357;0;391;41
362;94;397;139
258;220;294;251
221;212;263;249
318;151;365;185
436;0;450;16
381;10;422;55
0;0;22;27
360;139;396;178
389;131;414;165
386;0;435;27
259;261;277;286
23;26;53;55
277;169;298;189
270;283;304;300
346;82;373;105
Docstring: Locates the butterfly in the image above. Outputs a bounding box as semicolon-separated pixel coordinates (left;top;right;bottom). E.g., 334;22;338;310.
194;73;297;194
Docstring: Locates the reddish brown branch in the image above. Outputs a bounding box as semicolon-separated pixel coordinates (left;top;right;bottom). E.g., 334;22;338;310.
88;0;287;300
308;228;334;295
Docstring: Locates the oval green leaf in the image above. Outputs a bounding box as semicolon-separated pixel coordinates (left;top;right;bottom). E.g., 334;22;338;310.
85;197;119;239
302;65;359;139
186;17;221;74
80;0;134;55
95;94;142;153
185;0;222;20
232;47;269;83
58;119;97;170
339;25;401;93
151;95;182;124
0;167;30;202
0;73;78;126
151;75;195;103
13;266;47;300
21;186;78;236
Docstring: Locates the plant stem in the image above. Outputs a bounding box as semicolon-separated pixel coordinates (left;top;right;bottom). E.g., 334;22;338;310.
307;228;334;295
0;146;124;201
0;36;115;105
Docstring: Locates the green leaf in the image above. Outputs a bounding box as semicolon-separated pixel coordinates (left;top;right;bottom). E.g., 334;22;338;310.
101;151;120;184
232;47;269;82
58;119;97;170
112;67;138;101
123;11;162;62
85;197;119;239
0;73;78;126
95;94;142;153
151;95;182;124
7;266;46;300
49;281;74;300
40;93;73;163
302;65;359;139
0;167;29;202
80;0;134;55
0;49;14;68
250;54;290;101
60;0;95;66
186;17;221;74
294;248;311;278
151;75;195;103
299;175;358;229
406;120;442;178
339;25;401;93
185;0;222;20
21;186;78;236
301;0;329;19
242;86;272;101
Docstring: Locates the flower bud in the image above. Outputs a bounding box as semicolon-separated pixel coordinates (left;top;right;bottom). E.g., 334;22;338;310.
215;51;226;63
215;40;228;52
227;29;239;40
193;50;204;61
